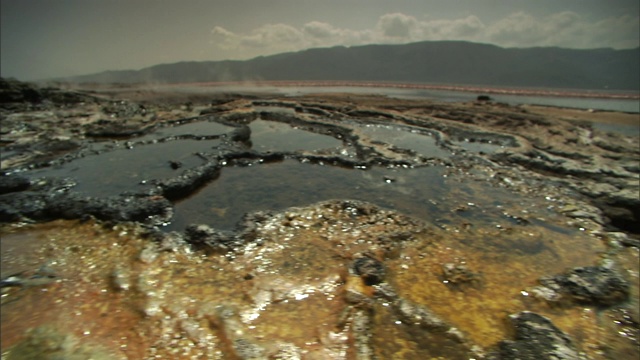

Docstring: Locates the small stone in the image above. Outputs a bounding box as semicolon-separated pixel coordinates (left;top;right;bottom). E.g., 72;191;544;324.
352;256;385;285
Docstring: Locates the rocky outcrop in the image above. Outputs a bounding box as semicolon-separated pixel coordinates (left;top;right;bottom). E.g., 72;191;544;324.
495;312;582;360
534;265;629;306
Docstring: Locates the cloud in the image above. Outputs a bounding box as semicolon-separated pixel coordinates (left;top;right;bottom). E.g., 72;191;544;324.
210;11;639;59
377;13;420;39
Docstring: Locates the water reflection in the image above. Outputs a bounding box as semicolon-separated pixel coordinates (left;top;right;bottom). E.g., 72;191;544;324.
249;119;343;152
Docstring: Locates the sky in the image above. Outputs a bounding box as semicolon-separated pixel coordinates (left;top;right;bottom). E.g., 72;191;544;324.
1;0;639;81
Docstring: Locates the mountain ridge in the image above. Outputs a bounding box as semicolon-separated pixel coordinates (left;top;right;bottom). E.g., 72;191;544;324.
56;41;640;90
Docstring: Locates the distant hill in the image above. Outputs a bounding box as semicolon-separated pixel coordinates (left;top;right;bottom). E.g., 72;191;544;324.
57;41;640;90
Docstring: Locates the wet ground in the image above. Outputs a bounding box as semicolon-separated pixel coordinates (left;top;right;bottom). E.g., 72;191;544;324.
1;80;639;359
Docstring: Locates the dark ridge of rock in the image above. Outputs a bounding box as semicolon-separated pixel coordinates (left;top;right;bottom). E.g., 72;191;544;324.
0;78;43;104
217;111;259;124
0;177;75;222
158;161;221;201
84;120;155;138
495;312;581;360
0;176;172;226
223;151;286;165
536;266;630;306
0;174;30;195
346;109;397;119
43;193;173;225
0;191;48;222
294;105;331;116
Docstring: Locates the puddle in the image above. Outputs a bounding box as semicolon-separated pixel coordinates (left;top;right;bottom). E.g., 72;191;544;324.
249;119;343;152
2;97;636;358
168;159;562;233
355;124;451;158
27;140;215;197
168;160;438;231
592;122;640;136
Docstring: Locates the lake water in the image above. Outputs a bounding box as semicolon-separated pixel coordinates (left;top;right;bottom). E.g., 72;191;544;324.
169;83;640;113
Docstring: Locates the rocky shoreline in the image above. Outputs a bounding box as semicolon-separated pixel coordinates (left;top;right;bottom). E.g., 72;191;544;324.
1;78;638;359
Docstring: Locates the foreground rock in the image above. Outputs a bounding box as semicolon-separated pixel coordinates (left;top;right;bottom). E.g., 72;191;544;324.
534;265;629;306
495;312;583;360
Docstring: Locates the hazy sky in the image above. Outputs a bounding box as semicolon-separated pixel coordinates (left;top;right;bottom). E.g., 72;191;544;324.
1;0;639;81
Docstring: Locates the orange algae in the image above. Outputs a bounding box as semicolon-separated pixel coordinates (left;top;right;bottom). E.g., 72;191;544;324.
0;198;636;359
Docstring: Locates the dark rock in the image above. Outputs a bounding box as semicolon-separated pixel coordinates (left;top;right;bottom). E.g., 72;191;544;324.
597;200;640;234
158;161;220;201
441;262;479;286
477;95;492;102
48;193;173;225
84;121;153;138
0;176;172;226
184;224;238;252
230;125;251;142
352;256;386;285
169;160;182;170
497;312;581;360
0;191;49;222
537;265;629;306
100;101;146;119
0;174;30;195
235;210;273;244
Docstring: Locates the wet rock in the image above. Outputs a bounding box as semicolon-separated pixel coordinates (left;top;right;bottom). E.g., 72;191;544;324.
184;224;239;252
231;124;251;142
0;193;44;222
441;262;479;286
0;174;30;195
158;161;220;200
376;284;447;330
81;194;174;225
496;312;581;360
352;256;386;285
235;210;274;243
168;160;182;169
535;265;629;306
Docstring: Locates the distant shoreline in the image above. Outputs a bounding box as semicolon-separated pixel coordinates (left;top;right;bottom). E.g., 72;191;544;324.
177;81;640;100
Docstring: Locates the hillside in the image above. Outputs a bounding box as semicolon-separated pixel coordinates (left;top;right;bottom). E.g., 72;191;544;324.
59;41;640;90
